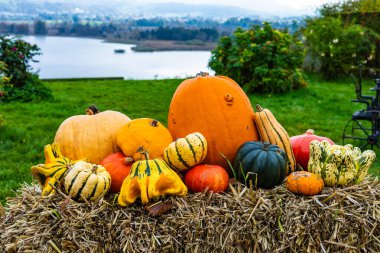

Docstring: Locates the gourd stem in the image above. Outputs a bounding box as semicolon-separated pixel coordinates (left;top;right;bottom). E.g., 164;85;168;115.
196;72;209;77
137;146;150;160
262;142;270;151
86;105;101;115
255;104;264;112
92;165;98;174
306;129;315;135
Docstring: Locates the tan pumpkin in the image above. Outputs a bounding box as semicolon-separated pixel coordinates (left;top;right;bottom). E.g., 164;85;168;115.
168;73;259;173
164;132;207;171
54;105;130;164
116;118;173;161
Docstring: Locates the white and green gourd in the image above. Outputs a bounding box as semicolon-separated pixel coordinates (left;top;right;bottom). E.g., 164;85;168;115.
64;161;111;202
308;140;376;187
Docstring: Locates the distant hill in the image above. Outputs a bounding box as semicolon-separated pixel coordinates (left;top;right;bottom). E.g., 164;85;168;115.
0;0;296;19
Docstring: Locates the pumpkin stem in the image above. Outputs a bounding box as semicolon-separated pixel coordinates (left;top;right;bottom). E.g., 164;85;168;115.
150;120;158;127
196;72;209;77
306;129;315;135
255;104;264;112
124;157;134;166
86;105;101;115
262;142;271;151
92;165;98;174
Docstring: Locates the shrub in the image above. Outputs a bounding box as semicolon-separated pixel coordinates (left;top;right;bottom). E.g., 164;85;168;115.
302;17;376;79
0;35;52;102
208;22;307;93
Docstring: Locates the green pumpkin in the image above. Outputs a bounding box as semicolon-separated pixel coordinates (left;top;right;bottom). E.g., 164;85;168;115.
234;142;287;189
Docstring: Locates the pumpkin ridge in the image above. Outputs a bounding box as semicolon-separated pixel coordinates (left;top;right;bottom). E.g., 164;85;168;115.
194;133;206;161
73;172;93;201
132;162;140;178
67;171;80;194
145;160;151;177
257;112;276;144
175;141;190;168
184;137;197;164
262;110;295;173
87;180;99;200
153;160;163;175
164;149;179;170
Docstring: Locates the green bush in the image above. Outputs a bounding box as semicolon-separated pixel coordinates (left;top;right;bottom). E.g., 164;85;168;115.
0;35;52;102
302;17;377;79
208;22;307;93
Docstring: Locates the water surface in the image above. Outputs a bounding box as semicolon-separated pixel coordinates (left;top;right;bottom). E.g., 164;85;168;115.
22;36;213;79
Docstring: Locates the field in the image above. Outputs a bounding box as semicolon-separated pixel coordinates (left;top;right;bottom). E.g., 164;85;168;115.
0;75;379;204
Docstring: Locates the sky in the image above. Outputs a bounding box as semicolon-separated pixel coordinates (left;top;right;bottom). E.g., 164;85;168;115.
30;0;343;16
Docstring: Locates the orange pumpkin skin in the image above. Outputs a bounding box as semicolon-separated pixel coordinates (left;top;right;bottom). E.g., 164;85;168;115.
116;118;173;161
54;106;130;164
286;171;324;196
100;152;133;193
168;74;259;173
185;164;229;193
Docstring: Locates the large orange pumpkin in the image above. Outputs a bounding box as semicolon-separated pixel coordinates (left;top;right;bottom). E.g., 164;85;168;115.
168;73;259;173
54;105;130;164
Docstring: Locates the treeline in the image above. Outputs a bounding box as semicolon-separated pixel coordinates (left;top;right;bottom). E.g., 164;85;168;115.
138;27;219;41
0;16;303;42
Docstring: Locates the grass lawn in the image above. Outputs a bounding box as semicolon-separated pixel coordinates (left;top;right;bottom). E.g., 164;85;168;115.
0;75;379;203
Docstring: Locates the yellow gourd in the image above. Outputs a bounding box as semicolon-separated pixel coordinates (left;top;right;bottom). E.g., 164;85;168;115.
31;143;75;196
164;132;207;171
118;151;187;206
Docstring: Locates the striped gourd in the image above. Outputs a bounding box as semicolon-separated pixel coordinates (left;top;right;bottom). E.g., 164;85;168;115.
118;151;187;206
308;140;376;186
64;161;111;202
31;142;74;196
253;104;296;175
164;132;207;171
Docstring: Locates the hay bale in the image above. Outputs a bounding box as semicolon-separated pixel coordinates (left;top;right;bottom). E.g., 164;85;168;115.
1;178;379;252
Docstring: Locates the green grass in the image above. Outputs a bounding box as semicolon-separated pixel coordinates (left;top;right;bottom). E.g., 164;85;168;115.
0;75;379;203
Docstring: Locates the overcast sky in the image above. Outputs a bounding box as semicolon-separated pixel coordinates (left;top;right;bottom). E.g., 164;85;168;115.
29;0;342;15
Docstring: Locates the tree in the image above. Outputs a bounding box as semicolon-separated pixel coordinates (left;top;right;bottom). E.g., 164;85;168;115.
209;23;307;93
34;20;47;35
0;35;52;102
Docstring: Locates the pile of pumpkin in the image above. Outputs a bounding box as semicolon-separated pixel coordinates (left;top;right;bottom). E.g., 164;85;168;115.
31;72;377;207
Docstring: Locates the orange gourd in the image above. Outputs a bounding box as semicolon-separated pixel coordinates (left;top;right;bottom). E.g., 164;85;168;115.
116;118;173;161
100;152;133;193
54;105;130;164
286;171;324;196
168;73;259;173
185;164;229;193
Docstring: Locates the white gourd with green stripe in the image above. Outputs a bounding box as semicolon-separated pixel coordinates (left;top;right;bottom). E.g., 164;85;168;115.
308;140;376;186
164;132;207;171
64;161;111;202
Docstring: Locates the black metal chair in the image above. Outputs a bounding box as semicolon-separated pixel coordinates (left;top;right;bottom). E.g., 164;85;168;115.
342;65;380;150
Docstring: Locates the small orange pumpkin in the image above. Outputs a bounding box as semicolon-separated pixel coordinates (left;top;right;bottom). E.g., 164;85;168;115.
100;152;133;193
116;118;173;161
286;171;324;196
185;164;229;193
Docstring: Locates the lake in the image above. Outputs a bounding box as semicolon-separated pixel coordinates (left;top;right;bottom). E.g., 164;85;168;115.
22;36;213;79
